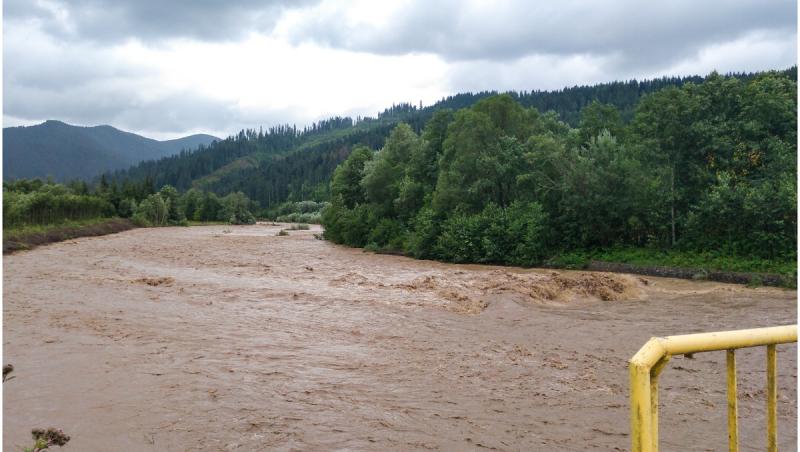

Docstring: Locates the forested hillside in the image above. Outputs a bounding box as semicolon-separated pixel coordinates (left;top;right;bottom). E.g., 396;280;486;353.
322;71;796;268
3;120;218;181
108;69;794;210
8;68;797;275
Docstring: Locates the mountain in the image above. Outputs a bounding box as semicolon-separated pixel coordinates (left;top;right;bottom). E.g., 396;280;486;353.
109;67;796;210
3;120;219;181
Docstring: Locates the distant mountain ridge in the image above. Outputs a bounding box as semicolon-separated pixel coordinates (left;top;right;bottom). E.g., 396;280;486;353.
3;120;219;181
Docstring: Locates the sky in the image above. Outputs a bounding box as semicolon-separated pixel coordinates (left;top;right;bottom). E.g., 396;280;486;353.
3;0;797;140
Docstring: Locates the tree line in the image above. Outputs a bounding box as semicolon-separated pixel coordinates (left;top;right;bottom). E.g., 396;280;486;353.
321;71;796;264
107;70;795;212
3;178;258;229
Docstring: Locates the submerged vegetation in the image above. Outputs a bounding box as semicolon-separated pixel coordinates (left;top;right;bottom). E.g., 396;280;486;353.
321;71;797;277
268;200;328;224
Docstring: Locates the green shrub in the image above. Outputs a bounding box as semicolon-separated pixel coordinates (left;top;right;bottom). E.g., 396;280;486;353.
133;194;168;226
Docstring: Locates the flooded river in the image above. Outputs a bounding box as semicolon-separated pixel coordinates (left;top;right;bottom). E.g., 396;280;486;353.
3;224;796;450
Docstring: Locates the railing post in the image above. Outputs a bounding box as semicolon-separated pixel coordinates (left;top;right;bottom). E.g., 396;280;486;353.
630;362;654;452
726;350;739;452
649;356;670;452
766;344;777;452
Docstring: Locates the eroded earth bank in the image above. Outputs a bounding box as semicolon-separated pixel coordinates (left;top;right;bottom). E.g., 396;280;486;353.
3;224;797;450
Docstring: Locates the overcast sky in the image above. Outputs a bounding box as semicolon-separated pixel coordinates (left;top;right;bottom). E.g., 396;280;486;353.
3;0;797;139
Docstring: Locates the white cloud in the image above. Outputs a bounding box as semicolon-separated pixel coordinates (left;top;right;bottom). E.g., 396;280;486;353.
3;0;797;139
654;30;798;78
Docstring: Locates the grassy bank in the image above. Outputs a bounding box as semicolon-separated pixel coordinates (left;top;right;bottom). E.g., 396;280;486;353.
4;218;135;254
546;248;796;287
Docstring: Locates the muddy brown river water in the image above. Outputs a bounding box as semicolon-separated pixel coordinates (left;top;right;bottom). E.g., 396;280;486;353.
3;224;797;451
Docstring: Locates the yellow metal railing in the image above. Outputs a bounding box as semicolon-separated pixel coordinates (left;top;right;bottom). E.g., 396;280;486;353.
629;325;797;452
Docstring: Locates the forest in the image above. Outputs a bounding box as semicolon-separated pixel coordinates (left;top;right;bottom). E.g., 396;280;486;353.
321;71;796;273
106;70;793;212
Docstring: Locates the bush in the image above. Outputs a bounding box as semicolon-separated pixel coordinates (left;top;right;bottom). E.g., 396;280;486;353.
229;210;256;225
436;212;485;263
117;198;136;218
4;184;113;228
276;212;322;223
133;194;168;226
221;192;257;225
272;200;328;223
367;218;406;251
405;206;440;259
321;200;374;247
158;185;186;225
434;202;549;265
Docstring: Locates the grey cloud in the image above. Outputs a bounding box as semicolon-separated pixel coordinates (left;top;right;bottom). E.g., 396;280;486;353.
4;0;319;43
4;45;307;139
3;0;796;138
4;79;307;139
286;0;796;68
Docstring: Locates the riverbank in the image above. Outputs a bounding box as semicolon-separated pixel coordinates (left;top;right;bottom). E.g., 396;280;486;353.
3;218;136;254
545;248;796;288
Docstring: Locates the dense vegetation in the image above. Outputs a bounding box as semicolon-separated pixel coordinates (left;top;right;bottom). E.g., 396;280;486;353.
3;178;258;231
321;71;797;273
267;200;329;224
4;179;114;228
107;70;792;212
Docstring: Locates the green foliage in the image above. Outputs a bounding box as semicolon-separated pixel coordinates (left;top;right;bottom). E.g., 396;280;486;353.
195;191;224;222
25;427;70;451
578;100;624;144
550;247;796;276
105;71;795;212
221;192;257;225
330;146;373;208
684;172;796;258
3;181;113;228
433;109;503;213
405;206;440;259
435;202;548;265
321;200;374;247
133;193;168;226
181;189;202;221
362;123;423;217
270;200;329;223
322;71;796;272
158;185;186;225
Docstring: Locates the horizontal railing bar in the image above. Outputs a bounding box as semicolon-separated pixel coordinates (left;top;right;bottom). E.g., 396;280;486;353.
631;325;797;368
661;325;797;355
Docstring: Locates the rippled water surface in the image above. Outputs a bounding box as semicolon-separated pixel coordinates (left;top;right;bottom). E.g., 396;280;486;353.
4;224;796;450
